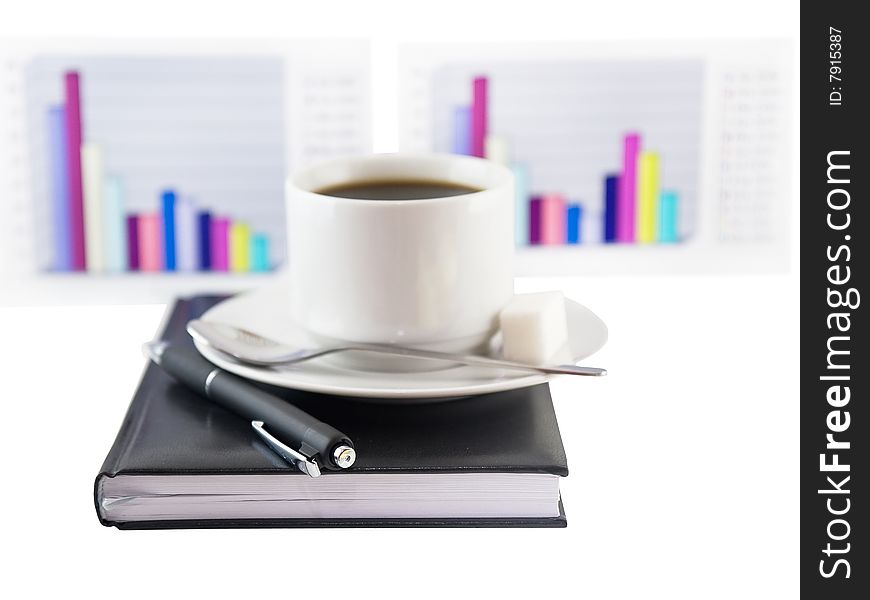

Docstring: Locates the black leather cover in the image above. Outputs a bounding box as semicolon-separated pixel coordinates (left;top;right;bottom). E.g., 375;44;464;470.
95;296;569;529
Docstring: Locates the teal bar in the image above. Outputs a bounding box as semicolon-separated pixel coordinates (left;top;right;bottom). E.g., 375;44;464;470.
251;234;269;272
103;176;127;272
512;163;529;245
659;190;679;243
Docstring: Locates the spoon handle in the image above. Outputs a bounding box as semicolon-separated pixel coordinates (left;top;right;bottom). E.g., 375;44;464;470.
188;319;607;377
348;343;607;377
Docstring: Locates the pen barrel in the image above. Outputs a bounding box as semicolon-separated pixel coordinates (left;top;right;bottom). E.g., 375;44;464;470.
209;372;351;466
159;344;352;469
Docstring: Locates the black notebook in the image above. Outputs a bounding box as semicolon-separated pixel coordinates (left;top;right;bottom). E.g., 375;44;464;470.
95;295;569;529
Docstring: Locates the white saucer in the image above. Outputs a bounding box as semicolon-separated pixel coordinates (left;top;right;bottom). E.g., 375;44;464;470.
193;282;608;402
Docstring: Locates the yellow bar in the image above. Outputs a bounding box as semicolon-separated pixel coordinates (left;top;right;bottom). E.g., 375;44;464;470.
636;150;659;244
484;134;509;165
229;222;251;272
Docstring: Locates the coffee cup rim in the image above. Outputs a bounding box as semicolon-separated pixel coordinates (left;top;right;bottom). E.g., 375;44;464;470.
288;152;514;204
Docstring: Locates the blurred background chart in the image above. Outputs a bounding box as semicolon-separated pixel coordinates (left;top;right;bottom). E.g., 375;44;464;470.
28;56;285;274
400;40;793;276
0;39;370;303
0;38;792;303
429;62;704;247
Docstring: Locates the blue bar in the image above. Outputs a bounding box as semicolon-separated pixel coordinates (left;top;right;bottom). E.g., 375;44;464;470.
161;190;177;271
47;105;71;271
451;106;472;155
197;211;212;270
251;234;269;272
659;190;679;243
604;175;619;243
512;163;529;245
566;204;582;244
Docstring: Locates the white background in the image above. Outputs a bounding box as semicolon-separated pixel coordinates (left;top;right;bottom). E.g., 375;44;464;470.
0;1;799;599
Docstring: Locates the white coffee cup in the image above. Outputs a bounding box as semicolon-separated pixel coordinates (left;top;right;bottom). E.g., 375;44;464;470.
286;153;515;353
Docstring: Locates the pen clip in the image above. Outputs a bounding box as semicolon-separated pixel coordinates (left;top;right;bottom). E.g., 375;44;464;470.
251;421;321;478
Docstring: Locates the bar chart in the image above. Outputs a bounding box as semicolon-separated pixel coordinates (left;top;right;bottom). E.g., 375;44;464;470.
430;61;704;247
0;40;374;302
26;56;286;274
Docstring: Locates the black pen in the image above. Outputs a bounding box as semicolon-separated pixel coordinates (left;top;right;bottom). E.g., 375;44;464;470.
143;341;356;477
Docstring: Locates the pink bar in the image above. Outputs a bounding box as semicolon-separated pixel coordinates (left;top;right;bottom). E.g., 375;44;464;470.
540;194;567;245
210;217;230;271
470;76;488;158
64;71;86;270
617;132;640;242
137;213;162;272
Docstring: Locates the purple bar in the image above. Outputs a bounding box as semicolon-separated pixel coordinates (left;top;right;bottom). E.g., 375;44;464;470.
529;196;542;245
211;217;230;271
470;76;488;158
197;211;212;270
65;71;86;270
126;215;140;271
617;133;640;243
604;174;619;243
47;105;71;271
451;106;472;155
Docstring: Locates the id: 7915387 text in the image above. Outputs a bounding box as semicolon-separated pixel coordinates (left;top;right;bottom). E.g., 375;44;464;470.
829;27;843;106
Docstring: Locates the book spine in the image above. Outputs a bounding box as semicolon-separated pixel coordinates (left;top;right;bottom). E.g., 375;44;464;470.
94;299;191;526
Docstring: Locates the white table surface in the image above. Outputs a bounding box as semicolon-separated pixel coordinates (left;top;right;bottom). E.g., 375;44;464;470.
0;273;798;598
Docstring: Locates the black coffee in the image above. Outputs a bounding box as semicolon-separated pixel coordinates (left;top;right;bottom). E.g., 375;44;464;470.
315;179;480;200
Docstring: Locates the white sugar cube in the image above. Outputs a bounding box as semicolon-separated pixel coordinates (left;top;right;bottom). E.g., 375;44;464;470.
499;292;568;365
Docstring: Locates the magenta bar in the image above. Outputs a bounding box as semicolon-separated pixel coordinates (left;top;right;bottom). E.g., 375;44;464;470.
529;196;542;245
617;132;640;243
540;194;567;245
65;71;86;270
470;76;488;158
210;217;230;271
126;215;140;271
